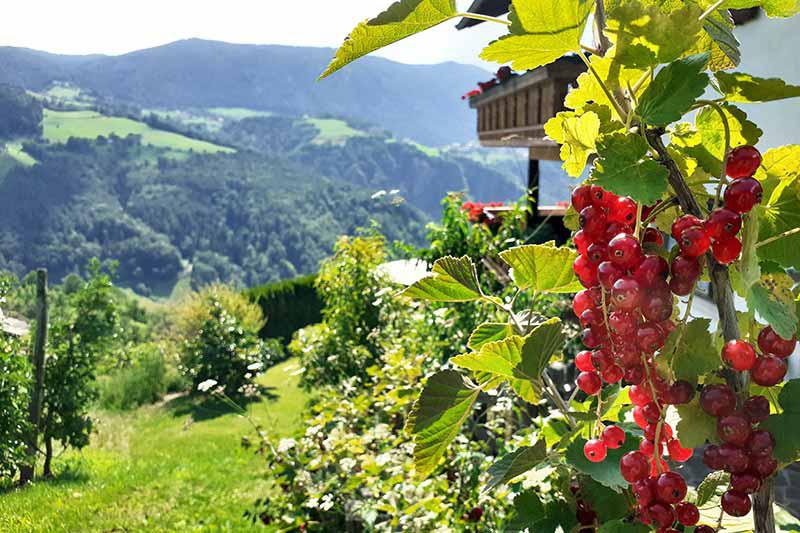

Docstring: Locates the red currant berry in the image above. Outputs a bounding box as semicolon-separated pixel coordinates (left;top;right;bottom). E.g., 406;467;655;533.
641;401;660;423
572;289;598;318
647;502;677;528
620;451;650;483
634;255;669;287
700;384;737;417
671;215;704;241
712;237;742;265
609;310;637;336
633;406;648;429
602;425;626;449
589;185;609;207
664;380;694;405
575;350;594;372
724;177;763;214
586;242;608;265
579;205;608;239
639;438;657;456
577;371;602;395
629;384;652;406
751;355;787;387
703;444;725;470
722;340;756;371
721;490;751;517
612;276;642;311
573;255;599;288
670;255;702;281
731;473;761;494
602;364;624;384
582;327;604;348
574;229;591;255
608;233;643;269
643;227;664;248
705;208;742;241
584;438;608;462
624;364;646;385
637;322;666;353
751;455;778;478
616;343;642;368
607;196;638;225
668;277;695;296
717;413;752;447
591;349;614;372
641;291;674;323
726;145;762;179
632;478;655;506
695;527;716;533
757;326;797;358
604;221;633;242
667;439;693;462
675;501;699;526
679;226;711;258
598;260;625;291
745;429;776;458
743;395;770;423
575;506;596;525
719;443;750;474
571;185;593;211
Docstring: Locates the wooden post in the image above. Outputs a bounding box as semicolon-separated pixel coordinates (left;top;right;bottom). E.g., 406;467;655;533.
19;269;48;485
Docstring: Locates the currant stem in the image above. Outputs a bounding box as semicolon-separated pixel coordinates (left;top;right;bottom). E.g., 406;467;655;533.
699;0;726;22
455;13;511;26
543;370;578;428
577;52;627;121
696;100;732;210
756;226;800;248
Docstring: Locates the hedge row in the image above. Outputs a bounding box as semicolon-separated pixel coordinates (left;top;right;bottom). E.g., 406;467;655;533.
246;274;323;342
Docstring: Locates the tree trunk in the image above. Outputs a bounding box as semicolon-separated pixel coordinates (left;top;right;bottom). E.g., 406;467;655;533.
43;434;53;479
19;269;48;485
645;129;774;533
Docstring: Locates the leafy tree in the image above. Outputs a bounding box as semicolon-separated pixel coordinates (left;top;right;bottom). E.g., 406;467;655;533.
0;85;42;139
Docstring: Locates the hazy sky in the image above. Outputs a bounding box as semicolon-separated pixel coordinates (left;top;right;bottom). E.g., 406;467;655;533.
3;0;505;69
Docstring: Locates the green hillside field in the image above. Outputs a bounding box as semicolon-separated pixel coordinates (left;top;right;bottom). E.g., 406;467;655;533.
43;109;235;154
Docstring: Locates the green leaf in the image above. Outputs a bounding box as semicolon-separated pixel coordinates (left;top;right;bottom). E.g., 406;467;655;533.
673;398;718;449
700;10;740;71
591;133;669;204
694;471;730;507
507;490;545;531
499;244;583;293
519;318;565;379
480;0;594;71
605;1;704;68
401;256;482;301
662;318;720;385
544;111;600;177
757;148;800;269
566;431;639;491
760;379;800;463
320;0;457;78
598;520;651;533
467;322;514;351
486;440;547;488
638;53;711;127
581;478;631;523
716;72;800;103
451;335;524;380
695;103;763;175
747;283;798;340
762;0;800;18
407;370;480;477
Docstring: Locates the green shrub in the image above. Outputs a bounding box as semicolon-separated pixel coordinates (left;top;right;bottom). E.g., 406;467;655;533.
98;344;168;410
246;275;322;343
0;332;30;480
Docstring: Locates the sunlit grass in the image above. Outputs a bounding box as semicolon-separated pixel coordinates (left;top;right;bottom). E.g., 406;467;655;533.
0;358;307;532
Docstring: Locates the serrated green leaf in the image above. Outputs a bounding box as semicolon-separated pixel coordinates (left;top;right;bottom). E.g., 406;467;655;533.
407;370;480;477
662;318;720;384
582;478;631;523
451;335;524;380
486;440;547;489
598;520;651;533
638;53;710;127
401;256;481;301
566;431;639;490
320;0;457;78
499;244;583;293
762;0;800;18
467;322;514;351
591;133;669;204
760;379;800;463
699;10;740;71
544;111;600;177
510;497;578;532
716;72;800;103
480;0;593;71
673;398;718;449
747;283;798;340
605;1;704;68
520;318;565;378
694;471;730;507
756;146;800;269
507;490;545;530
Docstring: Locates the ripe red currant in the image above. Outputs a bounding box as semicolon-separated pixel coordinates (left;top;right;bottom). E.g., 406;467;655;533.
641;291;674;323
629;384;652;406
731;473;761;494
609;310;637;336
668;277;695;297
575;350;594;372
637;322;666;353
584;438;608;463
612;276;642;311
719;443;750;474
608;196;638;225
670;255;702;281
620;451;650;483
717;413;752;447
726;145;762;179
675;501;699;526
608;233;643;269
634;255;670;287
746;429;776;457
586;242;608;265
751;455;778;478
571;185;593;211
724;177;763;214
678;226;711;258
667;439;693;462
671;215;704;241
654;471;687;504
624;365;645;385
574;229;590;255
712;237;742;265
590;349;614;372
700;384;737;417
702;444;725;470
602;364;624;384
579;205;608;239
751;355;787;387
743;395;770;423
721;490;751;517
632;478;655;506
602;425;626;449
598;260;625;291
643;227;664;248
664;380;694;405
695;527;716;533
577;371;602;395
705;208;742;241
722;339;756;371
647;502;677;528
757;326;797;358
573;255;598;288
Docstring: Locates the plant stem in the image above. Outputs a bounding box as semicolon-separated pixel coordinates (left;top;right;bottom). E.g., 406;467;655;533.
456;12;511;26
543;370;577;428
592;0;612;55
642;197;679;226
577;52;627;121
694;100;732;210
699;0;726;22
756;226;800;248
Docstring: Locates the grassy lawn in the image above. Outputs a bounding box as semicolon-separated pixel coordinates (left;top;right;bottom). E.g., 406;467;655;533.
208;108;273;120
0;358;307;532
42;110;235;155
304;118;365;144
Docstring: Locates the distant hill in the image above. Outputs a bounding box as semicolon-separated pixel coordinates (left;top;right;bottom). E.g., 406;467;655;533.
0;39;491;146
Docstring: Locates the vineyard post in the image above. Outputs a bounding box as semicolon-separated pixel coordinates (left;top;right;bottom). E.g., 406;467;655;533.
646;129;775;533
19;269;48;485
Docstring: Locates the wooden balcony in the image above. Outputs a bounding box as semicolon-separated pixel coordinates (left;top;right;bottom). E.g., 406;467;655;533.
467;56;586;160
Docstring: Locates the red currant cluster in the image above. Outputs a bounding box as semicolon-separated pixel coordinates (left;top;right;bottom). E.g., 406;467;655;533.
722;326;796;386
